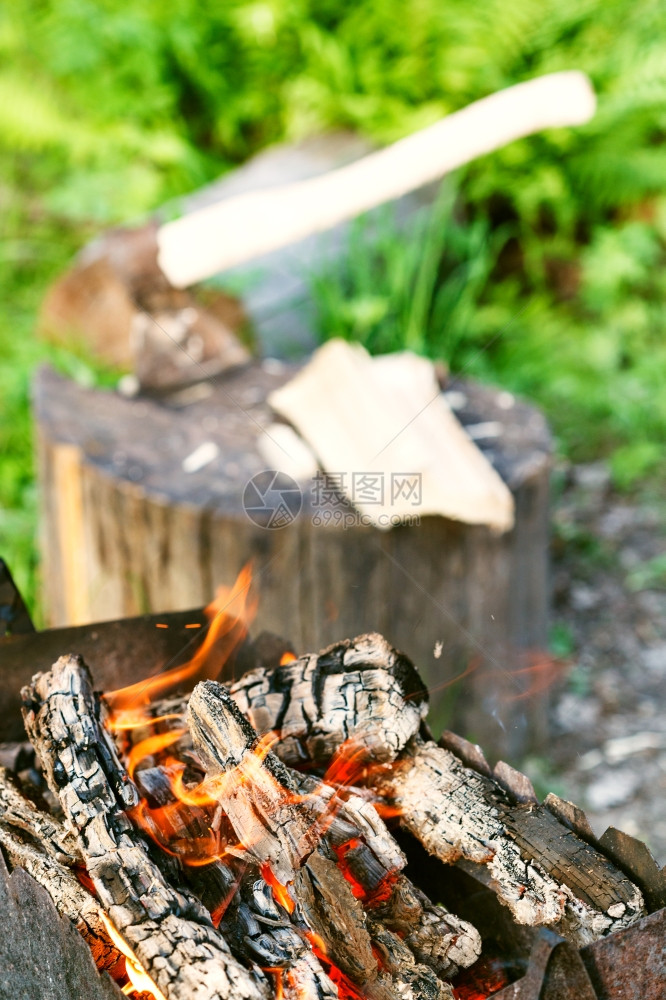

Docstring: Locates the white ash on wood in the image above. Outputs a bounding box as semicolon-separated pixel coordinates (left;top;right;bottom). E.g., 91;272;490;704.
229;632;429;766
21;655;269;1000
119;688;481;982
293;771;481;978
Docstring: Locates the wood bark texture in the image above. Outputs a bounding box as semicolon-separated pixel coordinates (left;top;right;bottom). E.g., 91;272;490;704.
0;768;123;976
21;655;269;1000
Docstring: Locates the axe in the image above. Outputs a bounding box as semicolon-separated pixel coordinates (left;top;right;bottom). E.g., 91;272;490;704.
40;72;595;391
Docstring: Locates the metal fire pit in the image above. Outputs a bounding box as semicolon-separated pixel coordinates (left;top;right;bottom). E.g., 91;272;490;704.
1;561;664;1000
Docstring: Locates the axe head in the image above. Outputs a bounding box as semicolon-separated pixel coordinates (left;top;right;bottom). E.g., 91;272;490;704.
39;221;251;392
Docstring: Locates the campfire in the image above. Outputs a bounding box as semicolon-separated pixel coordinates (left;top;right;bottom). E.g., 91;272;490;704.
0;568;663;1000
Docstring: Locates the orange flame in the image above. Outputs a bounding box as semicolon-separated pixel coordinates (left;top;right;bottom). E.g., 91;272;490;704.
100;912;167;1000
279;651;297;665
122;731;282;869
304;931;365;1000
323;739;373;787
500;651;567;703
424;649;568;706
263;968;285;1000
261;862;295;913
104;564;256;730
127;729;186;781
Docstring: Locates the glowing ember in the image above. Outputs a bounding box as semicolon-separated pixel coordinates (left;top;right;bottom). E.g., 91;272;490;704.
332;839;366;899
334;839;401;906
279;651;297;665
100;912;168;1000
451;955;512;1000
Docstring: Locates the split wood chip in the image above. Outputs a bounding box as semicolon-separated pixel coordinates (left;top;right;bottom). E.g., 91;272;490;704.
268;340;514;531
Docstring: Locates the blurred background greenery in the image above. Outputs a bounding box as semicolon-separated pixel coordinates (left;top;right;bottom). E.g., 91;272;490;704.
1;0;665;615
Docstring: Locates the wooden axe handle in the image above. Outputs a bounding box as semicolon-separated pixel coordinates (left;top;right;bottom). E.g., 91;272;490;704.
157;71;595;288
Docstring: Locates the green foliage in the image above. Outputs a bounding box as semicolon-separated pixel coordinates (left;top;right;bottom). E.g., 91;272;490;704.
626;554;666;592
549;623;575;660
2;0;666;609
309;183;505;360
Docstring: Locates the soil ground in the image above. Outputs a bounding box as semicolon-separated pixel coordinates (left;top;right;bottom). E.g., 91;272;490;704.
536;462;666;866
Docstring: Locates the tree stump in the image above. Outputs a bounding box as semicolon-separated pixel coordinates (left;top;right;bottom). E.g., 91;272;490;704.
33;362;551;758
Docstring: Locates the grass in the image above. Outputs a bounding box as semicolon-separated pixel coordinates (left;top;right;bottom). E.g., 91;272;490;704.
2;0;666;616
0;194;120;617
308;183;666;479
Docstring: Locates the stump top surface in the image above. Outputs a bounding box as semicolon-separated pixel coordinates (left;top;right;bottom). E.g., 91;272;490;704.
34;362;551;513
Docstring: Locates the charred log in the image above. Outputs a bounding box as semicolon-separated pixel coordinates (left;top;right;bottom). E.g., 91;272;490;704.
21;655;268;1000
367;920;454;1000
218;869;338;1000
293;851;451;1000
188;681;453;999
225;632;646;948
294;771;481;977
370;738;645;947
229;633;428;766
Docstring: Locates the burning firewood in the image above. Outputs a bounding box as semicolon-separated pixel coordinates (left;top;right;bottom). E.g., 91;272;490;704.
21;655;269;1000
187;681;457;999
214;865;339;1000
227;633;647;947
9;624;651;1000
293;771;481;978
369;737;646;947
229;633;429;766
0;767;123;977
116;674;479;985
